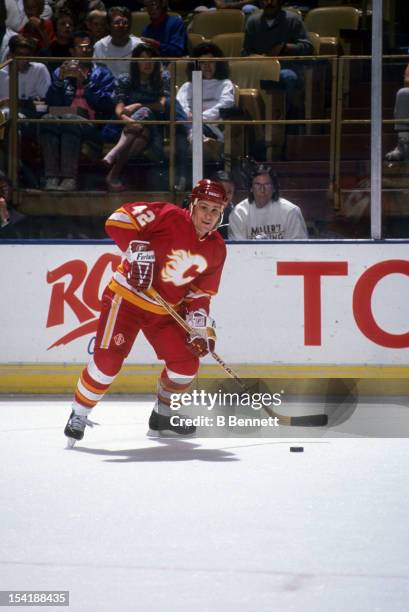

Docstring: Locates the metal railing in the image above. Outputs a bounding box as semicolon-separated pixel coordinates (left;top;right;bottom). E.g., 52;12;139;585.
2;52;408;238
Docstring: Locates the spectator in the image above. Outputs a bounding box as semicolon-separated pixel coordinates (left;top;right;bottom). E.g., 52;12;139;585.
93;6;142;79
40;31;115;190
0;35;51;117
386;64;409;162
176;42;235;144
52;0;107;29
0;26;18;65
228;164;308;239
40;10;74;72
85;9;108;44
19;0;56;52
242;0;313;90
4;0;24;31
1;0;18;64
6;0;53;31
140;0;187;58
102;43;167;191
211;169;236;239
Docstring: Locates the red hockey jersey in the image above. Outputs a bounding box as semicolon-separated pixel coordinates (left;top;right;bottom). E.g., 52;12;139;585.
105;201;227;315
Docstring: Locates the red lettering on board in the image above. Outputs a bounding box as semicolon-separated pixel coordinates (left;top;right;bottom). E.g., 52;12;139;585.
277;261;349;345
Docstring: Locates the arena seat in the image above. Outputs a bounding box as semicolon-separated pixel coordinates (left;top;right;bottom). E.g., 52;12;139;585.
190;9;245;39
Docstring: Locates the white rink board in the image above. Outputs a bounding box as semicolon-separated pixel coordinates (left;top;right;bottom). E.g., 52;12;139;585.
1;242;409;365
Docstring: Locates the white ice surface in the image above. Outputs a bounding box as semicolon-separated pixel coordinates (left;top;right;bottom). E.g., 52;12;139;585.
1;397;409;612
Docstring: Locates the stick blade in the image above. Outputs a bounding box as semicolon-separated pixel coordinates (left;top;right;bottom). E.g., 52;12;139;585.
290;413;328;427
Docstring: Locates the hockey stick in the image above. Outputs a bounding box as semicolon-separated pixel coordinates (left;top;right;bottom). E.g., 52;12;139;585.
145;286;328;427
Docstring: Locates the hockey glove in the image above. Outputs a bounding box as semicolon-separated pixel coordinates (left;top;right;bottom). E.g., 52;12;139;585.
124;240;155;290
186;310;216;358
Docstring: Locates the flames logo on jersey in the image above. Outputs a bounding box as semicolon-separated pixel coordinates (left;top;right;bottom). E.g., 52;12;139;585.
161;249;207;286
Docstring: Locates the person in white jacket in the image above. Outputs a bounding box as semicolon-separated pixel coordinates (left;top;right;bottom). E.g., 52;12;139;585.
176;41;235;143
228;164;308;240
0;34;51;114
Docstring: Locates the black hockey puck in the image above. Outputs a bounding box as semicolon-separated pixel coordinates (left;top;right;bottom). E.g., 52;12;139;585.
290;446;304;452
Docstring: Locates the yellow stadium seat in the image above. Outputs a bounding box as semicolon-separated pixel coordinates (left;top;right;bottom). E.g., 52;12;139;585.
304;6;361;38
229;58;284;160
187;33;206;54
190;9;245;39
211;33;244;58
131;11;150;36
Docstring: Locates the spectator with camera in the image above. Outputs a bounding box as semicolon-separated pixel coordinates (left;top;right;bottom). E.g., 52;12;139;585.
40;30;115;190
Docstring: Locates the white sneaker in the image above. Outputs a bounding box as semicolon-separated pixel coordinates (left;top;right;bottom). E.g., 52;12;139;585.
44;177;59;190
56;178;77;191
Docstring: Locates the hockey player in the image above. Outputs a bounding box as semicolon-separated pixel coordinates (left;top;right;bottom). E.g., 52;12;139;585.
64;179;228;444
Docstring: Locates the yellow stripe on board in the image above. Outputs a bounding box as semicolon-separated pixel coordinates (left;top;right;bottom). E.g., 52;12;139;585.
1;364;409;395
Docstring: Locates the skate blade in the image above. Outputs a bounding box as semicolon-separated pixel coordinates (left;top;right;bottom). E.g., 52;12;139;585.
147;428;196;439
66;437;77;449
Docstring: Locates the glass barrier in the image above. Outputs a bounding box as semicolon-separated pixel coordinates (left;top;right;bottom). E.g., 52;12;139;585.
1;52;406;240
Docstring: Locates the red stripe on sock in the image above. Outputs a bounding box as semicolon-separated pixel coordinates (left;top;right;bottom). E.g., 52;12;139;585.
82;368;111;392
160;369;192;393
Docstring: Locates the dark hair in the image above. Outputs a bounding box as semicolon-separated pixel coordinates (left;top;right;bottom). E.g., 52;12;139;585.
212;170;234;184
70;31;92;51
54;7;74;25
248;164;279;203
8;35;36;55
107;6;131;26
129;43;162;91
186;42;230;81
72;30;90;40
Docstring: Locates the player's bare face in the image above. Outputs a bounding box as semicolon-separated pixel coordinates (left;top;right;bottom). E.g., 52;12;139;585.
192;200;222;237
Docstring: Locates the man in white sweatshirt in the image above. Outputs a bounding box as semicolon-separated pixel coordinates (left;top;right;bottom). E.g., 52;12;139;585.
228;164;308;240
0;34;51;114
93;6;141;79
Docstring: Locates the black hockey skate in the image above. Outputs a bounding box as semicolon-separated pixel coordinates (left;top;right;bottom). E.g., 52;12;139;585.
64;411;97;448
148;410;196;437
